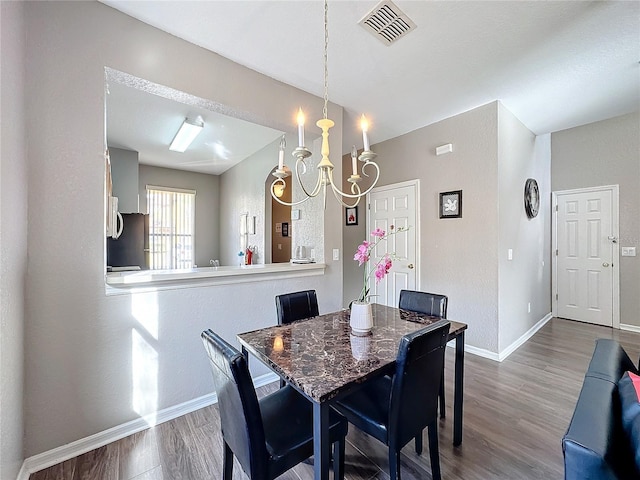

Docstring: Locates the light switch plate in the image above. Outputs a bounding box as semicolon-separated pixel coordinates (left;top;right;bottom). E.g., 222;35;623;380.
333;249;340;261
621;247;636;257
291;209;300;220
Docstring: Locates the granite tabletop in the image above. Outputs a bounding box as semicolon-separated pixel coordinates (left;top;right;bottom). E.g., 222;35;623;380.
237;303;467;403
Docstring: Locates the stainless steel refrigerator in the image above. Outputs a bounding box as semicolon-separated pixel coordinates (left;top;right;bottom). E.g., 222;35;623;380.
107;213;149;270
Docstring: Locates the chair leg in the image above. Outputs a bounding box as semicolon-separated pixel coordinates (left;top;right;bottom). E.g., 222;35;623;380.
414;431;423;455
439;371;446;419
332;438;346;480
223;441;233;480
427;421;441;480
389;449;402;480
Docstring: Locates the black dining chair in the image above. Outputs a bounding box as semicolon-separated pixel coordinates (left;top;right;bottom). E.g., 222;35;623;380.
398;289;449;455
398;290;448;320
201;329;348;480
333;320;450;480
275;290;320;388
275;289;319;325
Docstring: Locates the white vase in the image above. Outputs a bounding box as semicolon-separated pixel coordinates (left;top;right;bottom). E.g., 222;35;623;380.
350;301;373;335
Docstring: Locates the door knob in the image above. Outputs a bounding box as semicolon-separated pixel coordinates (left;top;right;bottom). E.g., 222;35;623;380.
408;264;414;269
603;262;609;267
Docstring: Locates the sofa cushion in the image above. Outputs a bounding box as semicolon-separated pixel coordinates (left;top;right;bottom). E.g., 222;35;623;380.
618;371;640;472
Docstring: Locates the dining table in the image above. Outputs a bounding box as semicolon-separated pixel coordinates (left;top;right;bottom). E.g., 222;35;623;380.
237;303;467;480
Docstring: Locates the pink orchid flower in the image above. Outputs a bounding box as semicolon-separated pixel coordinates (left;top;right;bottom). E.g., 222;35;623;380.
371;228;386;238
354;250;370;266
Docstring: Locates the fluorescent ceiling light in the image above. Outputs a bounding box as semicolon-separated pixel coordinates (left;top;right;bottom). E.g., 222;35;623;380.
169;116;204;152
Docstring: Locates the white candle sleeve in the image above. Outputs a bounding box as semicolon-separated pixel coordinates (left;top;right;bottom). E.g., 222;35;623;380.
297;109;305;147
363;130;370;151
351;146;358;175
360;115;371;151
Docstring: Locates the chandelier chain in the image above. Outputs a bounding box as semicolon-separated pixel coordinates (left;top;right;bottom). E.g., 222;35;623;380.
270;0;380;209
323;0;329;120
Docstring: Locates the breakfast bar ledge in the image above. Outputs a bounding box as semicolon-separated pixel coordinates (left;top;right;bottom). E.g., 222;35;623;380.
105;262;326;293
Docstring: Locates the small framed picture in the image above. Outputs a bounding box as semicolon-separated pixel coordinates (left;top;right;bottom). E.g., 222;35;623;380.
439;190;462;219
345;206;358;226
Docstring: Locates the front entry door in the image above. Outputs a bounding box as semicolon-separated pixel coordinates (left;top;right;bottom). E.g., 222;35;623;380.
367;180;419;307
554;186;618;327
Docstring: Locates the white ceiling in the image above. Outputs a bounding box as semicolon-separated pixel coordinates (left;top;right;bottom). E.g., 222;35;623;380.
103;0;640;170
106;80;284;175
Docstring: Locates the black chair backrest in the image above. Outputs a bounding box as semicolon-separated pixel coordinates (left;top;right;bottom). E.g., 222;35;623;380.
388;320;450;450
201;329;268;477
399;290;448;318
275;290;319;325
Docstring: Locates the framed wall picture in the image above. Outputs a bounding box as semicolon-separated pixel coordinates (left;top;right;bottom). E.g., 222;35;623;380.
345;206;358;226
439;190;462;219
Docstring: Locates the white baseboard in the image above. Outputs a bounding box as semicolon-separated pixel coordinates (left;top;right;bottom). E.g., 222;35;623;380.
447;313;553;363
496;313;553;362
16;462;29;480
19;372;279;479
620;323;640;333
463;344;501;362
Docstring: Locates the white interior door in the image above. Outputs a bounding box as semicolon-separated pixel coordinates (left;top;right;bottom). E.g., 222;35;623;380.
554;187;618;327
367;180;419;307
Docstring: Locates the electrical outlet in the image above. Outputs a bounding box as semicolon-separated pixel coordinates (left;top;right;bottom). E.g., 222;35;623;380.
333;249;340;261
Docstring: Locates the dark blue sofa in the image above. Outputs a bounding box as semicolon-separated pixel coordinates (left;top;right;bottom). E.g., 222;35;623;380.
562;339;640;480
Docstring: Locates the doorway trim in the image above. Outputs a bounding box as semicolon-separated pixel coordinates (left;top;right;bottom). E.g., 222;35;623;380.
552;184;620;328
366;179;421;295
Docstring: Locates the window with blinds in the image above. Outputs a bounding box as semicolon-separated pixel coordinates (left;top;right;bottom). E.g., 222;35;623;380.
146;186;196;270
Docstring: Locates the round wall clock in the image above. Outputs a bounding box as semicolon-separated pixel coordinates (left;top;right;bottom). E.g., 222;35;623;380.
524;178;539;219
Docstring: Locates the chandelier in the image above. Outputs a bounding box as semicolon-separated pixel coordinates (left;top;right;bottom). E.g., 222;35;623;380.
270;0;380;209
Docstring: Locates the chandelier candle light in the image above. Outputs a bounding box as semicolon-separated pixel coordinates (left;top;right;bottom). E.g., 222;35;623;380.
270;0;380;209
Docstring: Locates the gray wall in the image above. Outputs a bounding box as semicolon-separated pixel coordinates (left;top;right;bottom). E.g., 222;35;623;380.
0;2;27;478
220;133;327;267
497;104;551;351
358;103;501;353
551;112;640;327
342;149;375;307
23;0;343;458
344;102;552;355
138;164;220;267
109;147;139;213
219;135;291;267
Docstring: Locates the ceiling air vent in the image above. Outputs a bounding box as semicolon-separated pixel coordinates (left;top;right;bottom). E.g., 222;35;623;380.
359;0;417;46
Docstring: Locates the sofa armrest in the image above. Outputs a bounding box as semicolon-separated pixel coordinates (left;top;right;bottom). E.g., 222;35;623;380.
563;339;639;480
587;339;637;382
563;376;624;479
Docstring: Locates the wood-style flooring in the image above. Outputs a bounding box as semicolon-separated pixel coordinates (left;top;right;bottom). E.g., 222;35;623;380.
30;318;640;480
